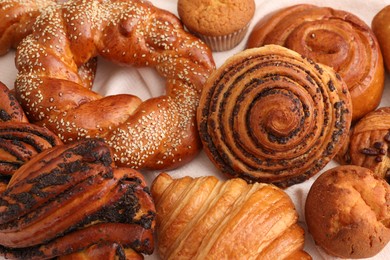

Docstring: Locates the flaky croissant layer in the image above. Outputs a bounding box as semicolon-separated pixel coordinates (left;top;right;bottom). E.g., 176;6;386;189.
151;173;311;259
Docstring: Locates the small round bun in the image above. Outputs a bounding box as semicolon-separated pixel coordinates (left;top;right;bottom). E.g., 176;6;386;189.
372;5;390;72
305;165;390;259
178;0;255;51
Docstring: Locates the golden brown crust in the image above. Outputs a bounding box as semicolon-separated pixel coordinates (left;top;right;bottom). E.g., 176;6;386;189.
0;139;156;259
151;173;311;259
305;165;390;258
177;0;255;36
13;0;215;170
0;0;59;55
372;5;390;72
197;45;352;188
247;4;385;121
336;107;390;181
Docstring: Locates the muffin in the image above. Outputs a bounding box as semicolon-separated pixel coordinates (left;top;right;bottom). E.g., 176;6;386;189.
178;0;255;52
305;165;390;258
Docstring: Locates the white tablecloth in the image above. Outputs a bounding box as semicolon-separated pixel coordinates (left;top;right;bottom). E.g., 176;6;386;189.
0;0;389;259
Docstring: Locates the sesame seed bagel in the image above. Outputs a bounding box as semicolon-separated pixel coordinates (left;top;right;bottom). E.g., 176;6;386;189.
13;0;215;170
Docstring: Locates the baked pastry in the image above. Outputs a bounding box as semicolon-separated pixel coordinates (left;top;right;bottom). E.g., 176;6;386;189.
372;5;390;72
0;81;28;122
247;4;385;121
197;44;352;188
336;107;390;182
305;165;390;258
0;138;156;259
151;172;311;259
13;0;215;170
0;0;59;55
0;82;62;193
178;0;255;51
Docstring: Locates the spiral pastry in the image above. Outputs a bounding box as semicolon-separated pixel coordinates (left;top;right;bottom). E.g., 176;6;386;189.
247;4;384;121
197;45;352;188
337;107;390;182
0;138;156;259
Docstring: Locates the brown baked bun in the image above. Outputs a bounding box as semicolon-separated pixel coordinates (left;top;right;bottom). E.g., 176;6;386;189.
151;173;311;259
247;4;385;121
372;5;390;72
197;44;352;188
305;165;390;259
336;107;390;182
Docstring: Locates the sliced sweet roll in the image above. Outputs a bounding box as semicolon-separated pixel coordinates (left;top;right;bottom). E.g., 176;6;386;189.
0;138;156;259
197;45;352;188
0;122;62;177
336;107;390;182
0;82;28;123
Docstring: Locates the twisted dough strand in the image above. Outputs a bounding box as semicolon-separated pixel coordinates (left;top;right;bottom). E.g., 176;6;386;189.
0;138;156;259
14;0;215;170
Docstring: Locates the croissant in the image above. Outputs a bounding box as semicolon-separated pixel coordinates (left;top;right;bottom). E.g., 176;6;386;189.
247;4;385;121
0;138;156;259
372;5;390;72
336;107;390;182
197;45;352;188
13;0;215;170
151;172;311;259
0;0;60;55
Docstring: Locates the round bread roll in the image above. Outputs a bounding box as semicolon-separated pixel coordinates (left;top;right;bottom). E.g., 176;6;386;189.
305;165;390;259
247;4;385;121
197;44;352;188
372;5;390;72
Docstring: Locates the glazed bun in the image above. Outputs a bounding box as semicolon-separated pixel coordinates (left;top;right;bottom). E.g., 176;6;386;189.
372;5;390;72
247;4;385;121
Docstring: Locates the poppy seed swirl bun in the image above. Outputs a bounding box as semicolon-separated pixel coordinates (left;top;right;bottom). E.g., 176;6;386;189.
197;45;352;188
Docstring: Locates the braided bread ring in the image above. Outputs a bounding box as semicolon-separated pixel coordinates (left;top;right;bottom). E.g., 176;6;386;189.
14;0;215;170
198;45;352;188
0;0;59;55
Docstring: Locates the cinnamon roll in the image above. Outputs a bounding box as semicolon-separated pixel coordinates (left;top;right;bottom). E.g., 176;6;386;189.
247;4;385;121
197;45;352;188
337;107;390;182
0;138;155;259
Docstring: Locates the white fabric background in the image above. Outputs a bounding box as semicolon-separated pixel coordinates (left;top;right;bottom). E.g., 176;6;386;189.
0;0;389;259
